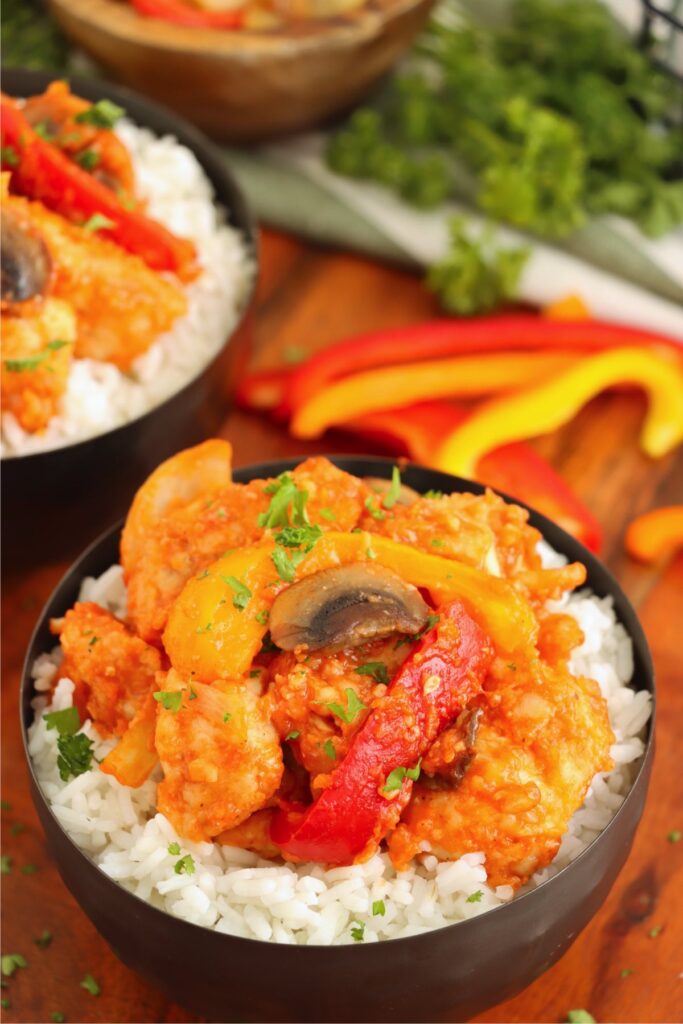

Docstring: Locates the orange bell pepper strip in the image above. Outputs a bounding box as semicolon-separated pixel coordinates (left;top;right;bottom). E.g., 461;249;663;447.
290;351;580;439
1;94;198;280
346;401;603;552
543;294;591;320
625;506;683;563
271;599;493;865
436;348;683;478
163;531;538;682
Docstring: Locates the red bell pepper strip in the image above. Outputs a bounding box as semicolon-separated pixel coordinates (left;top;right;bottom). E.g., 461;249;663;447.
131;0;244;27
235;367;291;413
280;316;681;417
346;401;603;553
270;600;493;865
1;95;198;281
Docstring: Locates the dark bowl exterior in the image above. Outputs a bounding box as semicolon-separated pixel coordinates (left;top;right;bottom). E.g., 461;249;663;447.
2;69;258;572
21;457;655;1024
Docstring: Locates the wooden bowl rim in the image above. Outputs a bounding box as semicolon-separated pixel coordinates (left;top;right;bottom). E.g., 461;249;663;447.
49;0;433;57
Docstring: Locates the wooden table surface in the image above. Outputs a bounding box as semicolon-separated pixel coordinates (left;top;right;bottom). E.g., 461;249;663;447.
2;229;682;1024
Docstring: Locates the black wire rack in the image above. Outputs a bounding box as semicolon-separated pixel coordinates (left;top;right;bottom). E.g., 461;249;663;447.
639;0;683;81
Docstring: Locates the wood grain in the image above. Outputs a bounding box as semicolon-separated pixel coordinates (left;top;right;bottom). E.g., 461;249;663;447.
2;229;682;1024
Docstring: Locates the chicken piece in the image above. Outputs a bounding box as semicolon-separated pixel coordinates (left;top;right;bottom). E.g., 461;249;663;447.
54;602;163;737
1;296;75;432
362;488;542;578
388;632;614;888
123;450;367;646
23;81;136;199
155;669;283;841
7;192;186;369
269;636;409;781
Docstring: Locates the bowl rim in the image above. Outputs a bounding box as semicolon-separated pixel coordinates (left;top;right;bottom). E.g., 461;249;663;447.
20;454;656;952
1;67;259;464
49;0;434;56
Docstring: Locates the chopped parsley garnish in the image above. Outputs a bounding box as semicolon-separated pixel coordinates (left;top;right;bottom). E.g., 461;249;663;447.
34;930;53;949
396;614;440;648
276;524;323;550
51;1014;66;1023
33;121;55;141
167;842;181;855
75;99;125;129
10;823;25;837
566;1013;596;1024
174;854;195;876
326;688;368;724
88;636;99;647
1;146;19;167
221;575;252;610
383;759;422;793
372;899;386;917
364;497;385;520
153;690;183;713
430;538;445;548
350;921;365;942
255;609;269;625
667;830;681;843
249;669;262;678
319;508;335;521
466;890;483;903
506;662;517;672
323;739;337;760
197;569;210;580
56;734;95;782
355;662;389;686
423;490;443;499
45;706;94;780
648;925;662;938
620;968;634;977
259;473;310;529
80;973;101;996
4;340;69;374
75;148;100;170
1;855;12;875
223;712;232;723
188;686;198;701
382;466;402;509
1;999;10;1010
285;731;300;740
195;622;212;635
21;864;38;875
272;546;304;583
82;213;115;234
1;954;27;977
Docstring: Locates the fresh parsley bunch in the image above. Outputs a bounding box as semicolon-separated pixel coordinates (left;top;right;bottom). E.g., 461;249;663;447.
327;0;683;239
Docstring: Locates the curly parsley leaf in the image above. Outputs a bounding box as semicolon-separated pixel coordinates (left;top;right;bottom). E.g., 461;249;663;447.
326;688;368;724
80;973;101;996
74;99;124;129
383;759;422;794
174;854;195;876
355;662;389;686
44;706;81;736
153;690;183;713
56;733;94;782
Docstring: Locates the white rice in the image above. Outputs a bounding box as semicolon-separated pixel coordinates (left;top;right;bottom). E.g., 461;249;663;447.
28;547;652;945
2;120;253;457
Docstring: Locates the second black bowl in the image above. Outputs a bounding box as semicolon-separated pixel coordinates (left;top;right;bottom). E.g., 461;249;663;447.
21;456;655;1023
2;69;258;572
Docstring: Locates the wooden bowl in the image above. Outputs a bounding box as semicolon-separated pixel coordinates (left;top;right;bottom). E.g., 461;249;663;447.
47;0;436;141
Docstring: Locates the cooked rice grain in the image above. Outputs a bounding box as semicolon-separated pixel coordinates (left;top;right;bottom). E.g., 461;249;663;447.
28;555;651;945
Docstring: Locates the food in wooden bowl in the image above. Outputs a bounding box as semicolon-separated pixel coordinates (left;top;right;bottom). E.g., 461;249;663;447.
22;447;654;1021
46;0;436;141
1;69;257;569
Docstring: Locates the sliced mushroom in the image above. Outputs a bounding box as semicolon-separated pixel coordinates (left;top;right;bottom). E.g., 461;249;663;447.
269;563;430;651
364;476;420;507
1;207;52;305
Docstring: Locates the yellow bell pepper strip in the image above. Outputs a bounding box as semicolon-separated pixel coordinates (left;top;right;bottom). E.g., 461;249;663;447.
163;531;538;682
625;506;683;564
290;352;580;440
100;695;158;788
436;347;683;478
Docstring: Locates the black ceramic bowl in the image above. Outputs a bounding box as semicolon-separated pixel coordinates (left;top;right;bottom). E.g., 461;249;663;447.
2;69;258;571
21;457;655;1024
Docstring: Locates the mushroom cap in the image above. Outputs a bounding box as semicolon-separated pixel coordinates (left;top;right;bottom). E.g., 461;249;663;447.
1;207;52;306
269;562;430;651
